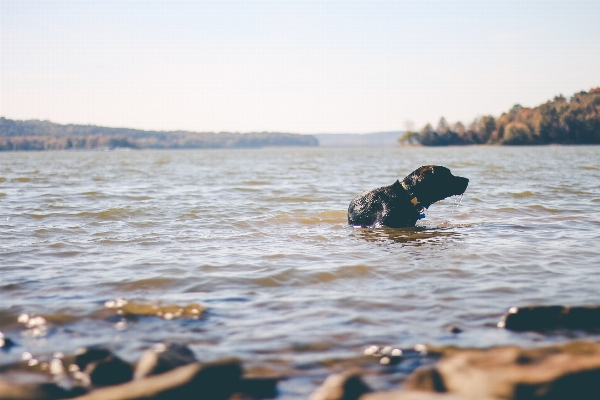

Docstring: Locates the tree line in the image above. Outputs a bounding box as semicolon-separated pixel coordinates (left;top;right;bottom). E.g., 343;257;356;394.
399;88;600;146
0;119;318;151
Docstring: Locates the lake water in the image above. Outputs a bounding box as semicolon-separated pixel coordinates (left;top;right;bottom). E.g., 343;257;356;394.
1;146;600;396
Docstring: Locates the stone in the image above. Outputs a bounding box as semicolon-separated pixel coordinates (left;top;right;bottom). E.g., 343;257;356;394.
499;305;600;332
74;347;113;371
70;358;243;400
103;300;205;320
134;343;197;379
406;341;600;399
0;332;16;349
0;381;52;400
74;347;133;386
362;391;489;400
405;368;446;393
309;371;372;400
85;356;133;386
237;377;279;399
0;381;87;400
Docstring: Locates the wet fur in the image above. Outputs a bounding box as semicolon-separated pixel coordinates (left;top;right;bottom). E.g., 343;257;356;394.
348;166;469;228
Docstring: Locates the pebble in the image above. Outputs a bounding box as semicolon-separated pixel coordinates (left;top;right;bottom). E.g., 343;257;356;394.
449;326;463;334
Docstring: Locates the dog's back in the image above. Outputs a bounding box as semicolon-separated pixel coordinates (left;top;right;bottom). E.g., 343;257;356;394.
348;181;419;227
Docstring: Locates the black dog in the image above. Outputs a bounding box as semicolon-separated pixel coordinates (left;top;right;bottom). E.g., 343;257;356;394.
348;166;469;228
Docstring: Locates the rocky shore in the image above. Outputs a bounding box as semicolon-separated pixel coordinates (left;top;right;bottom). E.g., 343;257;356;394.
312;340;600;400
2;305;600;399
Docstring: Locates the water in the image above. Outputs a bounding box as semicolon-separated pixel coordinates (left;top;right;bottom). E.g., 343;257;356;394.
1;146;600;396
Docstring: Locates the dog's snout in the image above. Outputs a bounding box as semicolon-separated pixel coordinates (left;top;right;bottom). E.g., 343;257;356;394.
456;177;469;194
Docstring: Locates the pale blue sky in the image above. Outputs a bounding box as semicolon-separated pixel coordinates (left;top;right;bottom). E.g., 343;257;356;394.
2;1;599;133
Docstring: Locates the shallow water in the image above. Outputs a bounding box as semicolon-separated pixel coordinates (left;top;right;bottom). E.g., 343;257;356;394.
1;146;600;396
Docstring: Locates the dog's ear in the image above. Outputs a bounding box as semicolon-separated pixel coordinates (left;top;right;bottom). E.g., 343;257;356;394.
404;165;434;186
432;166;451;174
415;165;435;179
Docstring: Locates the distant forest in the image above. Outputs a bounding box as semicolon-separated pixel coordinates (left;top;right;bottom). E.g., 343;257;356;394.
0;119;318;151
400;88;600;146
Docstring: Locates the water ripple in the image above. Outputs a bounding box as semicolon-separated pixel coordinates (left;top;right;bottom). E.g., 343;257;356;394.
1;146;599;397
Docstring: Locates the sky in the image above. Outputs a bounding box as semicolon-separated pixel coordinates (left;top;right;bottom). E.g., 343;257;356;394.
1;1;599;134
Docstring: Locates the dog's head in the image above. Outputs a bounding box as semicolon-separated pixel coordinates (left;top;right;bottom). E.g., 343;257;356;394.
402;165;469;209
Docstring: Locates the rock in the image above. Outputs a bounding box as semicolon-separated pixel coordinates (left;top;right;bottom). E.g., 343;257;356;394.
362;391;489;399
134;343;197;379
237;377;279;399
405;368;446;393
406;341;600;399
103;300;205;320
70;358;242;400
86;356;133;387
41;383;88;398
309;371;372;400
0;381;53;400
0;332;16;350
309;372;479;400
74;347;113;371
0;381;87;400
448;327;462;334
499;305;600;332
75;347;133;386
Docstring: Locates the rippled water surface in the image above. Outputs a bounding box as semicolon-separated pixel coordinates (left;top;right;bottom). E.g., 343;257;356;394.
1;146;600;396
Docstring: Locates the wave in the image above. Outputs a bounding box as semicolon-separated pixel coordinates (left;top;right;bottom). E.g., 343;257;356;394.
76;207;147;220
270;210;347;225
512;191;534;198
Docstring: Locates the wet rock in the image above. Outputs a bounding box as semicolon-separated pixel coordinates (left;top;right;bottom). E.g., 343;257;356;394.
309;371;372;400
362;392;488;399
0;333;16;350
406;341;600;399
0;381;51;400
237;377;279;399
104;300;205;320
0;381;87;400
309;372;478;400
405;367;446;393
70;358;242;400
448;327;462;334
134;343;197;379
41;383;88;399
74;347;133;386
498;305;600;332
74;347;113;371
86;357;133;387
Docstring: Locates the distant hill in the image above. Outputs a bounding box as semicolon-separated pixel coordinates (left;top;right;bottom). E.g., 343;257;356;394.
400;87;600;146
0;118;318;151
314;131;403;147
